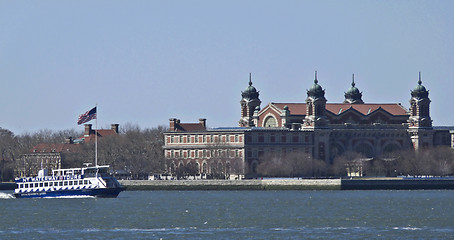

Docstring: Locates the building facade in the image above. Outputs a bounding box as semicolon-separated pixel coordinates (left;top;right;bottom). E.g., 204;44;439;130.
164;73;453;177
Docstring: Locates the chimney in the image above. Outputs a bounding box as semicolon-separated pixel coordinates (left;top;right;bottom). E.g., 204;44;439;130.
199;118;207;129
169;118;178;131
84;124;92;137
111;124;119;134
64;137;73;144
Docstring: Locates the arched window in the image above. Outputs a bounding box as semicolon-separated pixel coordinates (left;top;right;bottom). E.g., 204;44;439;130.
354;142;374;158
202;162;207;174
308;104;313;115
264;115;278;128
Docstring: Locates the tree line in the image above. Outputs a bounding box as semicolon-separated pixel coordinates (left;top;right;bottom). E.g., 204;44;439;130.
255;147;454;178
1;124;453;181
0;125;166;181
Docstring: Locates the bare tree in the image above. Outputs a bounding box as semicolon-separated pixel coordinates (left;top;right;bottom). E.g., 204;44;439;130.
257;151;327;178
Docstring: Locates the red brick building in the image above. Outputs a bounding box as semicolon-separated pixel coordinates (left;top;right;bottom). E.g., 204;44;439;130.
164;72;453;178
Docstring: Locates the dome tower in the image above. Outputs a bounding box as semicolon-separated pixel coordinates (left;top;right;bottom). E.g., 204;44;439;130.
408;72;433;150
303;71;328;128
239;73;261;127
344;74;364;104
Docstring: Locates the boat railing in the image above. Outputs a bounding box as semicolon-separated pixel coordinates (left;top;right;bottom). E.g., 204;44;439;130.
97;176;107;188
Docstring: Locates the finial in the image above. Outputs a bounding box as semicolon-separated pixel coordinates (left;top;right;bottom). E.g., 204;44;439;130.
314;71;318;84
352;73;355;87
249;73;252;86
418;72;422;85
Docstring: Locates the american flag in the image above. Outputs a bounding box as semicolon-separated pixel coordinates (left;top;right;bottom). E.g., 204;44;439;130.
77;107;97;125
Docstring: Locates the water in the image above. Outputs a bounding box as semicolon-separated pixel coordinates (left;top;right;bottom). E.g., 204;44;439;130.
1;190;453;239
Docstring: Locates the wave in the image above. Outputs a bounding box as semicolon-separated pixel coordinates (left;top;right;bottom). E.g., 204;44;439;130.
0;192;15;199
43;195;96;199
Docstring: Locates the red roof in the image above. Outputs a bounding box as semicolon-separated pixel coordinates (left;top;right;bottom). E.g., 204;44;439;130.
326;103;408;116
174;123;206;132
271;103;307;115
80;129;118;142
269;103;408;116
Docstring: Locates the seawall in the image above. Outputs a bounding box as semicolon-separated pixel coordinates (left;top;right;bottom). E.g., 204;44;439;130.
119;179;341;190
4;178;454;191
341;178;454;190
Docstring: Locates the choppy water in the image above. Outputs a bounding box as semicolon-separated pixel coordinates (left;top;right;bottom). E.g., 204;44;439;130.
1;190;453;239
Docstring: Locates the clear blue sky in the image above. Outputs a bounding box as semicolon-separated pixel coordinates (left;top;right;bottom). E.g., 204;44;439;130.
1;0;453;134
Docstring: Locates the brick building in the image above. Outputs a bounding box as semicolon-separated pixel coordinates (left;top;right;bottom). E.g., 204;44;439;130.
16;124;119;177
164;72;453;178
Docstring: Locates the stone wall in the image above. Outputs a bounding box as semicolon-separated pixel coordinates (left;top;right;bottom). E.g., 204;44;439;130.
119;179;341;190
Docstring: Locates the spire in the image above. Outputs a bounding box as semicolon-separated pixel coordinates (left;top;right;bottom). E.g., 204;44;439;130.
314;71;318;84
418;72;422;85
249;72;252;86
307;71;325;100
411;71;429;99
344;73;364;104
242;73;260;100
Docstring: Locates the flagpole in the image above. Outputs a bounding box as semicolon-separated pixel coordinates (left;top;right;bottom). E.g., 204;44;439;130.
95;104;98;167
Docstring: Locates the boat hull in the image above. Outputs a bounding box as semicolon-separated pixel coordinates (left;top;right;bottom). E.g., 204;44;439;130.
13;187;124;199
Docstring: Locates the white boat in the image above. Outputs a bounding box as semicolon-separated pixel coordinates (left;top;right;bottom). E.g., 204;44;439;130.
14;165;124;198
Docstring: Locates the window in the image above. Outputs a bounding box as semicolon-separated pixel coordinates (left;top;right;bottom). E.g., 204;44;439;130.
292;134;299;143
179;136;183;143
264;116;278;127
258;134;264;143
235;135;239;142
270;134;276;143
39;183;43;187
281;134;287;143
195;135;198;143
44;182;48;187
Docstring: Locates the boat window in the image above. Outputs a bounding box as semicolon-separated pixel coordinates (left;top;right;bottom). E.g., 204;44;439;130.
79;180;83;185
44;182;48;187
34;183;38;188
64;181;68;186
69;181;73;186
49;182;53;187
84;180;88;185
59;181;63;186
24;183;28;188
19;184;23;188
40;183;43;187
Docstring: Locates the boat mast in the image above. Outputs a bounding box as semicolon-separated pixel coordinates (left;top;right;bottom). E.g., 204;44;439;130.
95;104;98;167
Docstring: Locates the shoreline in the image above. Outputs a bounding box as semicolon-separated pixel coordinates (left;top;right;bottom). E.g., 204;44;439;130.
119;179;341;191
3;178;454;191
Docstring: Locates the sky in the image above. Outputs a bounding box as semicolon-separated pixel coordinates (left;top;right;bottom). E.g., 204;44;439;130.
1;0;453;135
